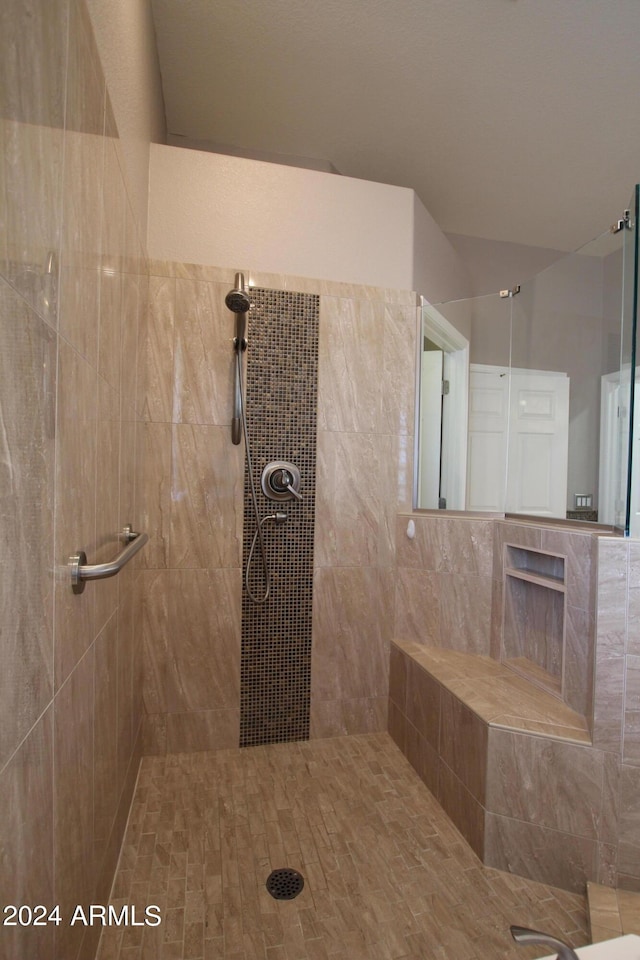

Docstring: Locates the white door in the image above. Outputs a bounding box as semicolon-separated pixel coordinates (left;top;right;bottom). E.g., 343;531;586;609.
467;365;570;516
506;371;570;516
467;366;509;511
419;349;444;509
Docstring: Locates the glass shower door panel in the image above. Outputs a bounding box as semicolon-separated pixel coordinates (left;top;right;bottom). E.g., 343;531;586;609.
618;185;639;534
625;185;640;535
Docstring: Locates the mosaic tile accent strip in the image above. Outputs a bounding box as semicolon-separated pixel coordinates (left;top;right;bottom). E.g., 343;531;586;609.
240;288;319;746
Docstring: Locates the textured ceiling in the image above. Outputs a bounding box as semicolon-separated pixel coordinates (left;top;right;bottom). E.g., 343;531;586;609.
150;0;640;251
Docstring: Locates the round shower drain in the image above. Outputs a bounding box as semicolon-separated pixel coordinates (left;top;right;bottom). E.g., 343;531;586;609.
266;868;304;900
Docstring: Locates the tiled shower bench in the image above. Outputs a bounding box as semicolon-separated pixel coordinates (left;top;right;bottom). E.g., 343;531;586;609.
388;638;601;893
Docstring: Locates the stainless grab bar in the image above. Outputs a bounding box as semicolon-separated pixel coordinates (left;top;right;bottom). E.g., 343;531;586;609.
69;525;148;594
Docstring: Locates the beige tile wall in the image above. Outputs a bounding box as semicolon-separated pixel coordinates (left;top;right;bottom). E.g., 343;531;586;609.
391;516;640;892
140;263;418;751
0;1;147;957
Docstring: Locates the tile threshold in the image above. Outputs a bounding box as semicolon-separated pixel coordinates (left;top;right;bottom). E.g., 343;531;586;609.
587;882;640;942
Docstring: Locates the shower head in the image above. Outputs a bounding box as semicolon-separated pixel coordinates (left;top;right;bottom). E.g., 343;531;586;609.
225;273;251;313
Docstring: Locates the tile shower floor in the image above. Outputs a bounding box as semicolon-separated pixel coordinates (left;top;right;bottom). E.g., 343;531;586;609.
96;733;589;960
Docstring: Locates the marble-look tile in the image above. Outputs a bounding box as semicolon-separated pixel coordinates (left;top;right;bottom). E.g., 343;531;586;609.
134;274;149;421
312;567;393;702
406;659;440;751
169;424;243;568
389;437;414;515
493;521;542;580
309;697;388;739
141;570;170;716
172;279;234;425
600;751;621;845
564;604;593;721
440;690;487;802
624;656;640;766
94;377;121;635
596;844;619;889
393;568;440;644
596;538;629;657
628;542;640;657
117;587;136;795
120;272;140;415
489;576;503;660
405;721;439;797
141;276;175;422
380;304;417;437
147;258;175;278
118;415;138;592
54;341;97;688
387;699;407;754
174;262;238;283
294;275;417;306
388;644;408;712
541;529;595;613
97;142;125;391
0;707;54;960
142;713;167;756
619;764;640;851
0;283;55;768
484;812;598;893
395;515;444;571
164;569;241;714
438;761;485;860
616;890;640;932
439;574;492;655
317;297;383;434
503;575;563;687
315;431;383;568
54;649;95;960
130;577;145;748
59;0;105;364
94;614;118;871
592;655;625;753
486;730;603;839
138;422;171;568
2;120;64;328
166;710;240;754
587;881;623;938
1;0;67;321
396;515;494;576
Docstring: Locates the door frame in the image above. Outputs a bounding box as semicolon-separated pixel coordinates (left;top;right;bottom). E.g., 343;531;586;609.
414;301;469;510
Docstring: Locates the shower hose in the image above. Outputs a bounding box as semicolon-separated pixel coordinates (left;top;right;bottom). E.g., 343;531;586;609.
236;348;276;604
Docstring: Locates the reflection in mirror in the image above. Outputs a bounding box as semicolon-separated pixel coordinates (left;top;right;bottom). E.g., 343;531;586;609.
415;214;639;531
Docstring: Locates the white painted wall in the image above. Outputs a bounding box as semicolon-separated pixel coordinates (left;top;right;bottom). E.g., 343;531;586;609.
413;196;471;304
148;144;469;298
86;0;166;239
447;233;565;298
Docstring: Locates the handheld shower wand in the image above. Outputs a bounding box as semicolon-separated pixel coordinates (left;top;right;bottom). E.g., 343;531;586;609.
226;273;282;604
226;273;250;446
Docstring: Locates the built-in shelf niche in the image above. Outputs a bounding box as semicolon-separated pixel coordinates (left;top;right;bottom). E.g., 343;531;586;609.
502;544;566;699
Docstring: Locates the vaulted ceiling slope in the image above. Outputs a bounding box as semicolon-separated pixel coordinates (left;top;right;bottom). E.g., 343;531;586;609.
150;0;640;251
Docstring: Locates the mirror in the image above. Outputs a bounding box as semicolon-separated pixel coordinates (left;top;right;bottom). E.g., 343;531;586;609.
415;196;640;533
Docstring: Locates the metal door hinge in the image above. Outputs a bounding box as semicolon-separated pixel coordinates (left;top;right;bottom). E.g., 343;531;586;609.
441;379;450;396
611;210;632;233
499;285;521;298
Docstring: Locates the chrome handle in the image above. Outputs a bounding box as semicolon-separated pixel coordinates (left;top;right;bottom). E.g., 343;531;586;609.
286;482;303;502
69;525;148;594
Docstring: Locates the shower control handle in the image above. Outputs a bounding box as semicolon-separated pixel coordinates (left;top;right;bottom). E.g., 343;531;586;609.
261;461;302;503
